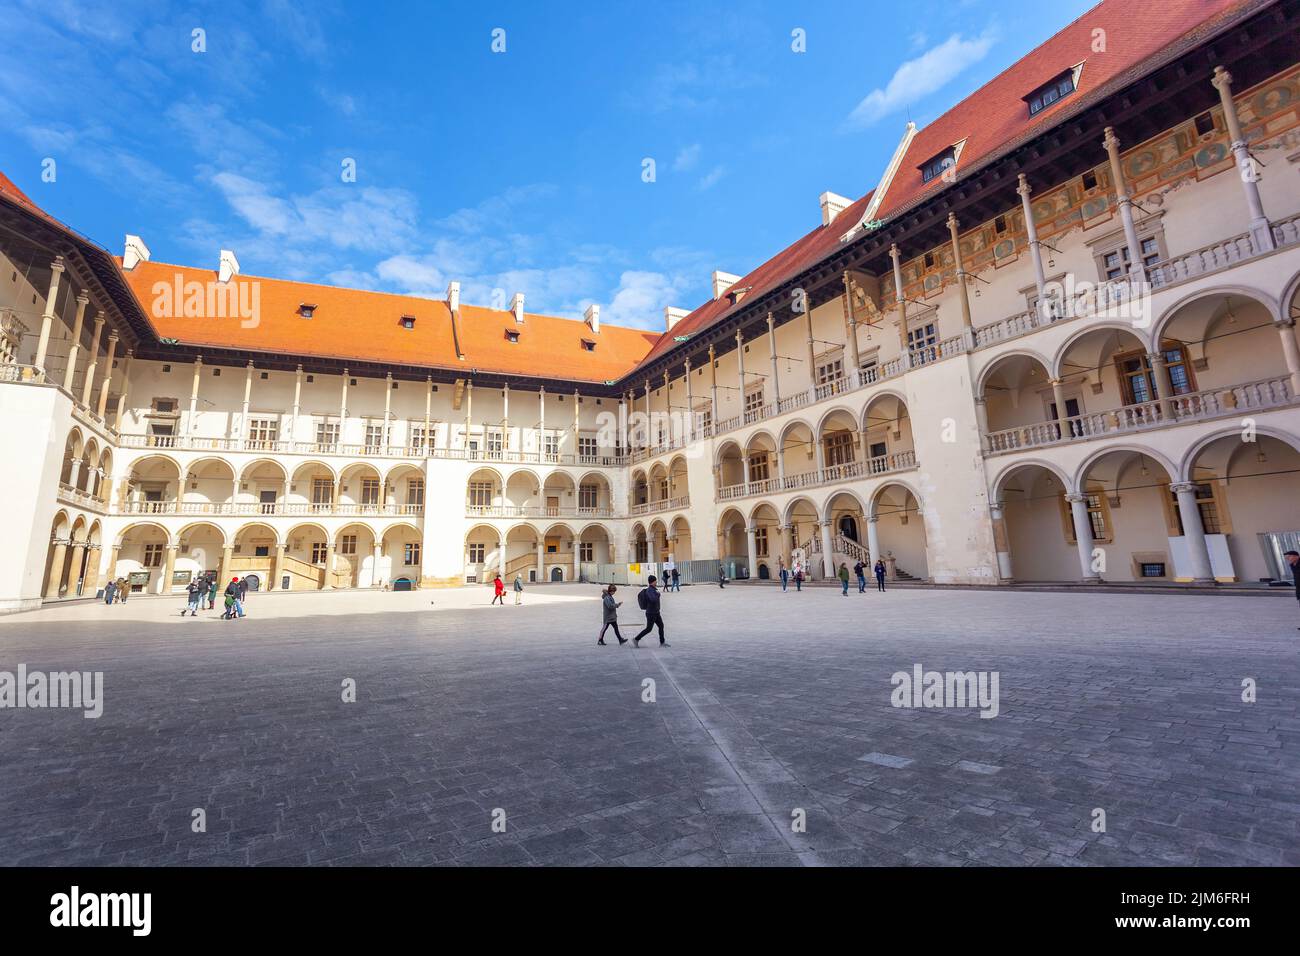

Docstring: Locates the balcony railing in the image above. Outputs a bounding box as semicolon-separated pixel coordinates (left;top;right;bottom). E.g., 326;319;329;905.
464;504;615;519
716;450;918;500
117;501;426;516
985;375;1297;454
58;482;107;512
629;495;690;516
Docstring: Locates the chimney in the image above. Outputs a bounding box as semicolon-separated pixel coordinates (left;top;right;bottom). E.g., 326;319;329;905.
446;280;460;313
123;235;150;271
218;249;239;284
584;303;600;334
819;191;852;226
509;292;525;324
711;270;741;300
664;307;689;332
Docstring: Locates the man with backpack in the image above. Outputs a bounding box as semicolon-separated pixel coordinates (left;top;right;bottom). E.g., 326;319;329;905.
854;560;867;593
184;578;204;616
632;575;668;648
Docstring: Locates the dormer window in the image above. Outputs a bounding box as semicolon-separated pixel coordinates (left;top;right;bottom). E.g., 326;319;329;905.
504;329;520;344
920;148;957;184
298;303;316;318
400;315;415;329
1026;67;1079;117
581;339;596;352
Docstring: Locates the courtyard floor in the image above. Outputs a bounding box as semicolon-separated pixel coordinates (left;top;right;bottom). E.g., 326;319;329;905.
1;583;1297;866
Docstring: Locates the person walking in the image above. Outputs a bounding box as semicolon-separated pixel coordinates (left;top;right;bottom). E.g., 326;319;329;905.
779;557;789;592
184;578;203;616
206;575;218;610
874;558;887;592
224;577;245;619
1286;550;1300;629
513;574;523;605
116;577;129;603
103;578;116;605
670;567;680;592
238;576;249;603
854;560;867;593
491;573;505;605
598;584;627;645
838;562;850;595
718;566;727;589
632;575;668;647
794;564;804;592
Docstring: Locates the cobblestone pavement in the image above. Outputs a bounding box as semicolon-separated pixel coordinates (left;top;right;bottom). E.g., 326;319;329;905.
1;584;1296;866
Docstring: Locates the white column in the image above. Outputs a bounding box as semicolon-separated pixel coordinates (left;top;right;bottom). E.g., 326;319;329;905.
1066;493;1101;583
973;396;991;454
291;365;303;440
1050;378;1070;436
1147;351;1172;419
33;256;65;374
424;377;433;454
1017;174;1049;315
502;381;511;451
113;351;133;431
188;355;203;434
1276;319;1300;394
684;358;694;439
989;501;1012;581
464;379;472;452
866;515;881;563
890;243;910;363
340;368;350;440
947;213;973;333
383;372;393;449
539;386;547;456
746;526;759;578
1171;481;1216;584
735;329;746;417
643;379;651;448
80;312;105;406
766;312;780;407
536;537;544;581
61;292;89;391
1103;127;1144;278
95;332;118;420
240;360;254;441
1212;66;1274;252
498;535;507;578
708;345;718;430
819;521;835;579
373;541;384;588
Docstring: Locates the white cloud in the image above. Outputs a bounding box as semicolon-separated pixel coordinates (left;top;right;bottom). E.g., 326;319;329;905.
602;270;693;328
843;30;996;130
673;143;701;172
697;165;726;191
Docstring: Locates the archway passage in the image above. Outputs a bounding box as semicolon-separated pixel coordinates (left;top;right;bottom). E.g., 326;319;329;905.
1073;449;1178;583
870;484;927;581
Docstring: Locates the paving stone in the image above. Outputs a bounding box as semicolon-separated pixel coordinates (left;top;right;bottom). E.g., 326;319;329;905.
0;584;1296;866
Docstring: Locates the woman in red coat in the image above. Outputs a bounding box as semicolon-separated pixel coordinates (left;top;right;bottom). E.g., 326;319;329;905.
492;573;505;605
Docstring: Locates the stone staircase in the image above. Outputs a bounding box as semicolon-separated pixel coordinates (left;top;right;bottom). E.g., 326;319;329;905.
801;533;916;580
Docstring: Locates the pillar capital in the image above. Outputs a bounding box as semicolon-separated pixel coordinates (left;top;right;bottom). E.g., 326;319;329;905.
49;255;66;275
106;329;119;343
946;211;959;231
92;311;106;327
75;290;89;306
1168;481;1199;494
1016;172;1031;198
1211;65;1232;92
1102;126;1120;152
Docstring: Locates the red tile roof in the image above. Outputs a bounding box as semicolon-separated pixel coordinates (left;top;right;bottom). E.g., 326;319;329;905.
120;259;658;383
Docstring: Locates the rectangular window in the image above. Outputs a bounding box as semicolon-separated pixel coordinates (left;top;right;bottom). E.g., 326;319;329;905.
1026;69;1077;116
907;322;938;364
579;542;594;562
1101;237;1163;279
1171;483;1223;535
311;477;333;509
543;433;559;461
468;481;494;508
315;420;339;448
468;543;486;564
748;453;769;482
578;436;597;462
920;148;956;183
486;429;503;458
579;484;598;510
823;431;855;467
755;527;769;558
696;405;713;434
816;357;844;387
142;543;164;568
744;387;765;422
340;534;357;555
364;421;385;453
406;478;424;506
247;417;279;447
1140;562;1166;578
404;542;421;566
360;478;380;505
408;422;433;455
310;542;328;564
1116;346;1194;406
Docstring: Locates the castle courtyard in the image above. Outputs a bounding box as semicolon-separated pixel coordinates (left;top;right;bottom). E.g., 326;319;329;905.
0;583;1294;867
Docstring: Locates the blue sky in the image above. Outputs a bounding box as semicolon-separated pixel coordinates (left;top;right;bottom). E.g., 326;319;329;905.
0;0;1095;330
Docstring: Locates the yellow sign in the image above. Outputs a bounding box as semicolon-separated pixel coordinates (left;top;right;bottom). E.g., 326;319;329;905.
628;563;641;576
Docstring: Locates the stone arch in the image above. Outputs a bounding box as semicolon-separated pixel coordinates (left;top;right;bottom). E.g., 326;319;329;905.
1074;443;1178;494
176;520;229;547
1052;322;1150;379
989;458;1072;501
975;349;1053;398
1151;283;1280;345
821;487;869;524
1178;424;1300;482
868;478;925;518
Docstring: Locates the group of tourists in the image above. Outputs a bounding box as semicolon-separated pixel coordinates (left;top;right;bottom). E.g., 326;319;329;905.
101;577;132;604
775;557;888;593
181;575;248;619
596;575;668;648
489;573;526;605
